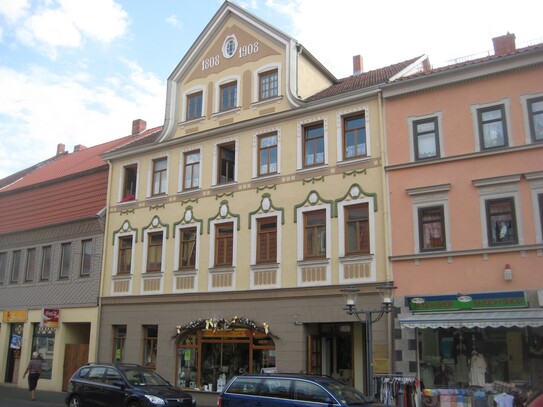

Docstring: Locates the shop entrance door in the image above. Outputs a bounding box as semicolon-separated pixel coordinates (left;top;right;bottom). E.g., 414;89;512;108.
5;323;23;383
307;324;353;385
506;331;523;380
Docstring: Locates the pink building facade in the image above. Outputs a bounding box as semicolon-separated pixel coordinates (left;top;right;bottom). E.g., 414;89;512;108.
383;35;543;397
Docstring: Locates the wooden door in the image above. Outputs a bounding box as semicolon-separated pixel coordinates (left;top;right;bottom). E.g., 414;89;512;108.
63;344;89;391
307;335;321;375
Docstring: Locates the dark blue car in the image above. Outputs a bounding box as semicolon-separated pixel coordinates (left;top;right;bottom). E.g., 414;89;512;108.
217;373;385;407
65;363;195;407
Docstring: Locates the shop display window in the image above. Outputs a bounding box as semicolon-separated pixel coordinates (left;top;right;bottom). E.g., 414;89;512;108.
176;326;275;391
32;323;55;380
418;327;539;390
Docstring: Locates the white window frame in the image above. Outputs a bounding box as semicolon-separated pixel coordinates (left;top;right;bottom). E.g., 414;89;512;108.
407;184;452;254
407;112;444;162
520;92;543;144
178;146;203;192
250;212;282;265
297;116;328;171
147;154;169;198
142;227;166;274
252;63;282;104
113;231;136;277
296;203;331;287
174;223;201;272
118;160;140;203
252;127;281;179
337;197;376;257
470;98;513;152
214;75;241;114
473;175;523;248
182;85;206;123
336;106;371;163
212;137;238;187
209;217;238;270
525;171;543;244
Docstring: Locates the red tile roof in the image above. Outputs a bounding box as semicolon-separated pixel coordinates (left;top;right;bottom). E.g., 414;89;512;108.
305;57;422;102
392;43;543;82
0;130;156;235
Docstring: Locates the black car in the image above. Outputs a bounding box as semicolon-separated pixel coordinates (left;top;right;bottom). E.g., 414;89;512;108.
65;363;195;407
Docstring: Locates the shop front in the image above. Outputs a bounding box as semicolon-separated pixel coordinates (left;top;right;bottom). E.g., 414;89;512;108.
399;291;543;407
173;317;276;392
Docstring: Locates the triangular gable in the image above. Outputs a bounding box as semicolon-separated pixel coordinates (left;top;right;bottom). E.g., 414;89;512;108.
158;1;336;143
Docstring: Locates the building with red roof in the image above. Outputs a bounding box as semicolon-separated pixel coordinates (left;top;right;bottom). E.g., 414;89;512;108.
0;120;161;391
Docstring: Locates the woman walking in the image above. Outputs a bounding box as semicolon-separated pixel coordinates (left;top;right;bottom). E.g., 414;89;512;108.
23;352;43;401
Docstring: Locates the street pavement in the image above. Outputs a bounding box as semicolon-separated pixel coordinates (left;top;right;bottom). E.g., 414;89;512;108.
0;384;65;407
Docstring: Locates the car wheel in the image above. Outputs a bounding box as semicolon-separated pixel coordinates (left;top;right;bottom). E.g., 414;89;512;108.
68;395;82;407
127;401;141;407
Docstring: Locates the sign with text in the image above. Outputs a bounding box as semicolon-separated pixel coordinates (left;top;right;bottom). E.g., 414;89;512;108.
407;291;526;312
41;308;60;328
3;310;27;323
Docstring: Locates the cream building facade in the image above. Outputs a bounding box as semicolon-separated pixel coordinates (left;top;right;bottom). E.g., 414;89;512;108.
99;2;425;398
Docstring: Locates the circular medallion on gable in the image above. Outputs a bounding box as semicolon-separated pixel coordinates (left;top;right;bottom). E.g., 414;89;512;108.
152;217;159;227
184;209;192;222
220;204;228;217
309;192;318;204
122;221;129;231
222;35;238;59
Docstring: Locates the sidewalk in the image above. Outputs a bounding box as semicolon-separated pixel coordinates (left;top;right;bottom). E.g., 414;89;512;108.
0;383;65;406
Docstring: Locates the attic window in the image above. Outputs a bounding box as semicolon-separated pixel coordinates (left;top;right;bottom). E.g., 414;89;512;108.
259;69;278;100
220;81;237;111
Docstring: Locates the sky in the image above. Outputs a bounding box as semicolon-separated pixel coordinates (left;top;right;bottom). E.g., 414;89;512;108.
0;0;541;179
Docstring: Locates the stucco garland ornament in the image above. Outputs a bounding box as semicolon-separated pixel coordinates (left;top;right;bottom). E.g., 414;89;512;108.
173;316;277;339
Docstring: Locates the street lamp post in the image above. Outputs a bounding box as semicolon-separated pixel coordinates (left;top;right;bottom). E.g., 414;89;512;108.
341;282;396;400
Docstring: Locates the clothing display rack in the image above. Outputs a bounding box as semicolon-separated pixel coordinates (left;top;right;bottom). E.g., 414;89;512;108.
375;375;420;407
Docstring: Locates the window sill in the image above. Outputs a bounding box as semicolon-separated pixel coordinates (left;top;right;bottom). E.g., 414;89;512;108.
296;164;328;174
211;182;237;190
178;116;207;127
337;156;372;167
339;254;373;263
251;95;283;108
174;269;197;275
113;273;132;280
212;107;241;119
209;266;235;274
252;173;281;183
297;258;329;267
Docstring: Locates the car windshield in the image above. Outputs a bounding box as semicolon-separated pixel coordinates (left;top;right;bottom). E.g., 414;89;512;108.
321;381;372;405
122;368;170;386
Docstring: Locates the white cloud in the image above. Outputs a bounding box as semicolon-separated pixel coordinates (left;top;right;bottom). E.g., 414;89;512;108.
0;0;30;24
165;14;181;28
265;0;543;78
59;0;129;42
8;0;128;58
0;61;165;178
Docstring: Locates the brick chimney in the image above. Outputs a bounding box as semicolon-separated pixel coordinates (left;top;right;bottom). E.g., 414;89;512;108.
353;55;364;75
492;33;516;56
132;119;147;135
74;144;86;152
56;143;66;155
